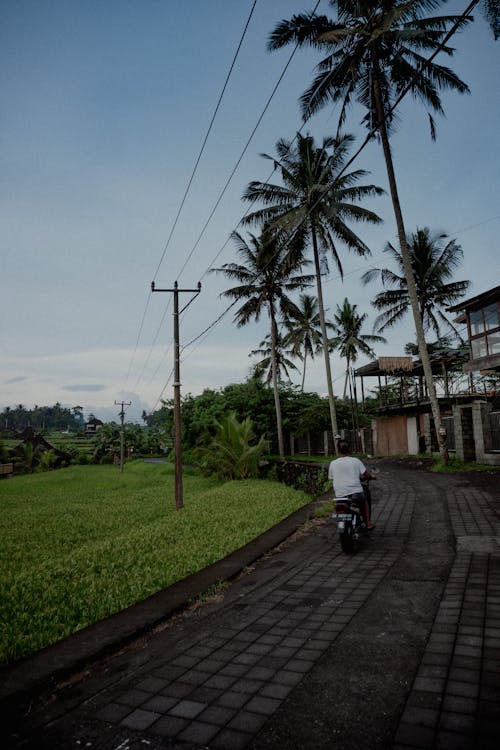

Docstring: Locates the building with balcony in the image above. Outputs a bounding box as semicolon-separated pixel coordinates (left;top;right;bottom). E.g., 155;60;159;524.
447;285;500;374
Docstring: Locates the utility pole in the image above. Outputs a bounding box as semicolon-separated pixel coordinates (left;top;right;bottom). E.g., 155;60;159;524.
115;400;131;473
151;280;201;510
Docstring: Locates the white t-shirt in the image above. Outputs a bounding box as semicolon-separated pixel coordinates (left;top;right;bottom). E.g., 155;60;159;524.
328;455;366;497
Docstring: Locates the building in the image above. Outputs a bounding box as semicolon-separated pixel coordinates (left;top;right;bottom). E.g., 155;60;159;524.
445;286;500;465
447;285;500;374
355;347;500;465
85;417;104;434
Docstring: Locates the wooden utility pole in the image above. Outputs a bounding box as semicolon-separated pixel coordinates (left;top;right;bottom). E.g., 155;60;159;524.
115;400;131;473
151;280;201;510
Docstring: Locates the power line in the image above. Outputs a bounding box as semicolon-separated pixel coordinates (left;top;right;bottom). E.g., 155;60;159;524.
148;1;482;408
131;304;170;393
178;3;481;358
152;0;259;283
175;0;323;282
162;207;500;383
133;1;324;399
121;295;152;393
122;1;259;396
174;21;314;282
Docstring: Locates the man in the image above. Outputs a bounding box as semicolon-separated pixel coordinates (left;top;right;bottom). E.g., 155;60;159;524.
328;440;376;530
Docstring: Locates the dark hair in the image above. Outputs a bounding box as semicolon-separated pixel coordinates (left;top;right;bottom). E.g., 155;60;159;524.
338;440;350;455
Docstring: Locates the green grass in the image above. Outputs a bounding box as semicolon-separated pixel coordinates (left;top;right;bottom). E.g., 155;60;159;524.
0;462;309;664
431;454;498;473
313;499;335;518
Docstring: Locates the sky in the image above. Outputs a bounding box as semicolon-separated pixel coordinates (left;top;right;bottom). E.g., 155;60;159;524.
1;0;499;423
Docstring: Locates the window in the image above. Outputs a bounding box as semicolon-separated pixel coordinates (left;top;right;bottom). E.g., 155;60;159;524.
487;330;500;355
468;300;500;360
484;303;499;331
470;309;484;336
471;336;488;359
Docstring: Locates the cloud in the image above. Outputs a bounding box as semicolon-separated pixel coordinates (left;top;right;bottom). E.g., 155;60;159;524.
5;376;29;384
61;384;107;393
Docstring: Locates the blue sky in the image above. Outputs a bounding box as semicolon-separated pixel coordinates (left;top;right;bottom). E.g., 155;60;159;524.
1;0;499;422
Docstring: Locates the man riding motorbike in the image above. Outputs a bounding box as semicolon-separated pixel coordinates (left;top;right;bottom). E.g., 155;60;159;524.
328;440;376;531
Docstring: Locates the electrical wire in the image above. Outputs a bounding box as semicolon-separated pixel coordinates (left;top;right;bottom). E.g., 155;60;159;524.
121;0;260;396
175;1;322;283
148;1;484;408
179;0;480;357
135;1;324;401
121;295;152;394
152;0;259;283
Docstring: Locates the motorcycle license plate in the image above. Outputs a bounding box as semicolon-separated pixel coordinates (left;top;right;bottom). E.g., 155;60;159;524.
332;513;352;520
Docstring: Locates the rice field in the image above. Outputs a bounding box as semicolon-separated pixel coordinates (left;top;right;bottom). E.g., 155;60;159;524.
0;461;309;664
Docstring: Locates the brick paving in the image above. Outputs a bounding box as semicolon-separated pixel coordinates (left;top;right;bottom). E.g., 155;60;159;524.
2;467;499;749
394;485;500;750
80;540;402;749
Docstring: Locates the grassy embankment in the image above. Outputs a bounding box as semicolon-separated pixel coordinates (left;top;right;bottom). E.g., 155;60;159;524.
0;461;309;665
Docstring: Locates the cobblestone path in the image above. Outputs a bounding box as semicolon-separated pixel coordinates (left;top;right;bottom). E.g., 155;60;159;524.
4;466;500;749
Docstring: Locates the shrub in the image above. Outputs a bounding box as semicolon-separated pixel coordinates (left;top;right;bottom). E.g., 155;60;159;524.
195;412;266;480
38;450;57;472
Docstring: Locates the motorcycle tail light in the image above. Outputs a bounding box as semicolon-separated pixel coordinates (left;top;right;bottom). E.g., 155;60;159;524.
335;502;349;512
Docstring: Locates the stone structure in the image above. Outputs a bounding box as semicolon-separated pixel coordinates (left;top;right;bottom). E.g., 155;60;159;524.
453;401;500;466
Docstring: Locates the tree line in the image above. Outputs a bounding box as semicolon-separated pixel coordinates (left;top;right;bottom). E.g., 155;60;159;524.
1;403;85;433
144;377;368;458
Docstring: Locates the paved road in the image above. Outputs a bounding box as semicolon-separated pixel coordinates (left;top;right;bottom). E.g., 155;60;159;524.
2;463;500;749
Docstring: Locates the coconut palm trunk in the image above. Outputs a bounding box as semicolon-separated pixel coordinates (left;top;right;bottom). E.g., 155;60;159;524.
300;351;307;391
373;72;448;462
270;306;285;459
343;353;351;400
312;228;338;439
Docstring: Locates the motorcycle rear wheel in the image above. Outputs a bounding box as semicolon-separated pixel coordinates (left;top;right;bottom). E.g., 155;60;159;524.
340;530;354;554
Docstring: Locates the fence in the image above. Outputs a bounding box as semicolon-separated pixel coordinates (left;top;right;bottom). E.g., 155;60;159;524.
290;428;373;457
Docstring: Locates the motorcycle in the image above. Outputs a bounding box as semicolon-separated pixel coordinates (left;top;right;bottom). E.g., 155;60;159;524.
331;475;375;554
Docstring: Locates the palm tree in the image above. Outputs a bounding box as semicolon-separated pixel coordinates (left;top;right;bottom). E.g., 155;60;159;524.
482;0;500;38
283;293;324;391
268;1;472;460
330;298;386;399
195;412;266;480
213;228;313;458
249;331;299;385
362;228;471;337
242;132;384;440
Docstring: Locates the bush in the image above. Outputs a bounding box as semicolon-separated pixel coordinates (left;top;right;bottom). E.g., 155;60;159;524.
71;450;92;465
195;412;266;480
38;450;57;472
0;440;9;464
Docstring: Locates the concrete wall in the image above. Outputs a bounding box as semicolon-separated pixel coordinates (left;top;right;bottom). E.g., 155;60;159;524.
406;416;419;455
370;402;500;464
453;401;500;466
